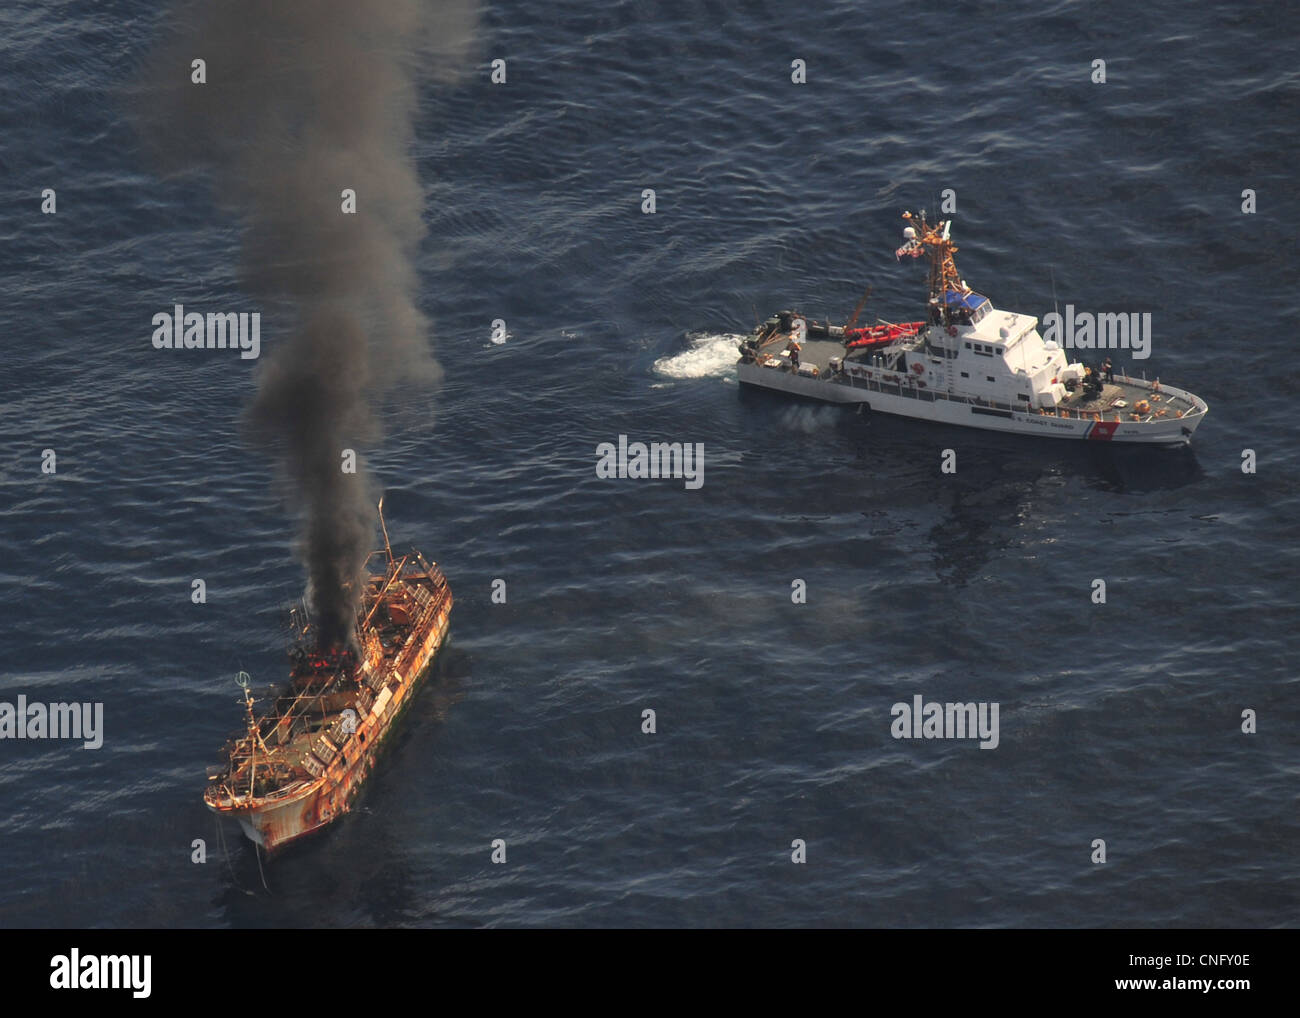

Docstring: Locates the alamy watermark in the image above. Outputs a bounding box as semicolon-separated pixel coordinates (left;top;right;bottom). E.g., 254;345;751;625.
891;694;999;749
596;435;704;489
151;304;260;359
50;950;150;998
1040;305;1151;360
0;695;103;749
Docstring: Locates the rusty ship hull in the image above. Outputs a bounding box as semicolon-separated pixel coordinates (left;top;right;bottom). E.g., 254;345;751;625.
204;538;452;854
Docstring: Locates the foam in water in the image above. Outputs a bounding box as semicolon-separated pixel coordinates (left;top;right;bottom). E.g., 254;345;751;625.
653;332;746;380
780;404;843;433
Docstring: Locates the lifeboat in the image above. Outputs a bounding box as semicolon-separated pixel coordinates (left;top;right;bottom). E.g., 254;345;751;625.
843;321;924;349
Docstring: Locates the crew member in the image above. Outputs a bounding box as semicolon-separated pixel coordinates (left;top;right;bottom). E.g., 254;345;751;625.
787;338;801;371
1102;356;1114;383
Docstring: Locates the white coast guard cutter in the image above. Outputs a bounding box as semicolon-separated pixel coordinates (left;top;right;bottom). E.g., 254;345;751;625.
737;212;1207;444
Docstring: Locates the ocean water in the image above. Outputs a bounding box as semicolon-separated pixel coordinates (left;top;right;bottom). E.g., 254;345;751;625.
1;0;1297;928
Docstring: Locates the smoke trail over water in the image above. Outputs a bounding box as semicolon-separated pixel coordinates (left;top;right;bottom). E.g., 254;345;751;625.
137;1;477;648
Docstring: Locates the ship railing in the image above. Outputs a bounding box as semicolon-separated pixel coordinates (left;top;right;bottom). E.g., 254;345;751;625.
1119;374;1206;418
388;595;444;684
847;368;1099;418
845;373;1022;411
260;779;311;802
391;601;436;677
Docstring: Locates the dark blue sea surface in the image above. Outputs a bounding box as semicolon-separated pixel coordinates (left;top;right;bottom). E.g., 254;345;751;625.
1;0;1297;927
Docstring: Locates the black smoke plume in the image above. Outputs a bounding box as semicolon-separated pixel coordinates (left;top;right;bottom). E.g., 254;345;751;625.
135;1;476;648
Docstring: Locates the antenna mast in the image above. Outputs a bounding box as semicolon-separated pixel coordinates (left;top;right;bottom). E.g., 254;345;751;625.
377;495;393;565
902;210;965;322
845;284;873;331
1050;265;1060;325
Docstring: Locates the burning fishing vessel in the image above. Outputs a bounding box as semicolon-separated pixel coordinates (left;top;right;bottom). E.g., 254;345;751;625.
204;501;452;853
737;211;1208;444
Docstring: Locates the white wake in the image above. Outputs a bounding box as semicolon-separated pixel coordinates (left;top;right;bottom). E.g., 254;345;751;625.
652;332;746;380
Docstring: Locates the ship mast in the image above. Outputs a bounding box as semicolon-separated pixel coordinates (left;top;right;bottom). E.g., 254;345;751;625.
235;671;271;803
901;210;966;324
377;495;394;567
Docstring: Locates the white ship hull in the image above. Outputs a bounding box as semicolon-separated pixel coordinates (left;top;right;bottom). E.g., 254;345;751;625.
738;361;1206;445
